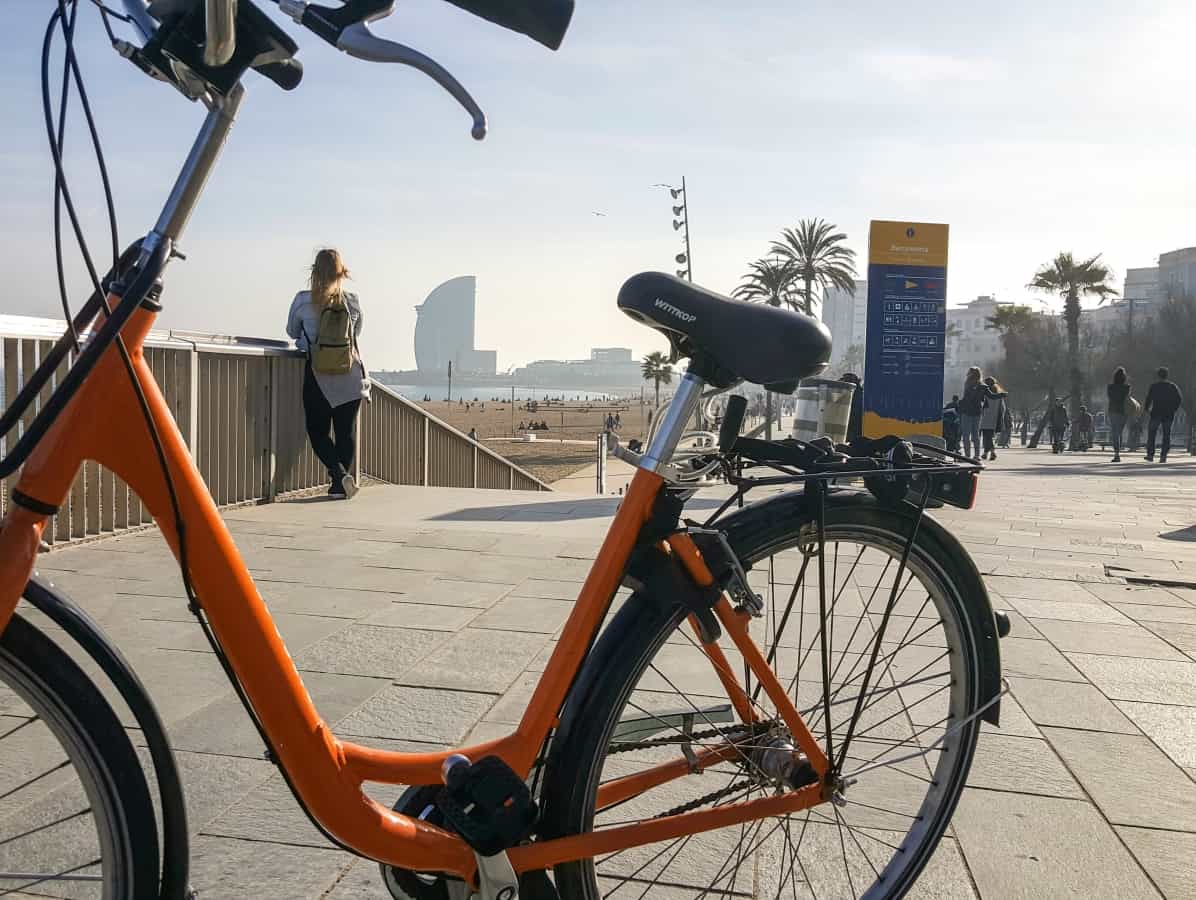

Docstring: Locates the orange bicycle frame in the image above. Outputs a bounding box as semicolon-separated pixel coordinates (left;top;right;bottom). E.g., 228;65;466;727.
0;294;831;880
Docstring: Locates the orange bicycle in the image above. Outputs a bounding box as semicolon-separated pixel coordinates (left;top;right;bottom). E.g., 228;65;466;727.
0;2;1007;897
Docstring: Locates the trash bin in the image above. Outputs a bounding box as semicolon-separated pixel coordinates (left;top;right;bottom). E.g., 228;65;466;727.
791;378;856;444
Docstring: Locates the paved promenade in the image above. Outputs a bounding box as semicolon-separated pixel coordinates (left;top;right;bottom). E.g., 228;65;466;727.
14;448;1196;898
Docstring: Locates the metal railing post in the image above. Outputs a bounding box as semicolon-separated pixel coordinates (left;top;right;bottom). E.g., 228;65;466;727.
472;441;479;488
422;416;430;486
186;345;200;453
265;355;279;501
596;433;607;494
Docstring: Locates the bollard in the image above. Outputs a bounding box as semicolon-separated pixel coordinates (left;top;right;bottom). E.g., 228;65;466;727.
596;434;607;494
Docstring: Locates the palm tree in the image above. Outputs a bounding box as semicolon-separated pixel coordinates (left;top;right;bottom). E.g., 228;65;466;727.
770;218;858;315
732;258;798;310
1029;252;1118;446
733;258;799;438
641;351;673;410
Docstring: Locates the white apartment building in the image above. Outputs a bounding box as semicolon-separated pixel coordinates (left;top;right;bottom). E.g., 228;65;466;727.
944;295;1009;395
820;280;867;372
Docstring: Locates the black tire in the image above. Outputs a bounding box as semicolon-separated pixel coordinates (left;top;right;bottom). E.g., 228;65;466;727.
541;496;988;900
0;613;160;898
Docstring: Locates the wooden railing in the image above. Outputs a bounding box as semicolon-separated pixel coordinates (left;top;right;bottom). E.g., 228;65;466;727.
0;316;548;546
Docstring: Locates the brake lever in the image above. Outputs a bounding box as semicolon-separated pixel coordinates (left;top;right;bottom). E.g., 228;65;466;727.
336;22;487;140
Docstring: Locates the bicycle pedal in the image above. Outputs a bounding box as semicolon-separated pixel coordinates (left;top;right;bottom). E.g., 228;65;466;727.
438;755;538;857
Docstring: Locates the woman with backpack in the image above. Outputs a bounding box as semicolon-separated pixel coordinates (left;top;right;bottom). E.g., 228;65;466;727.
286;248;368;499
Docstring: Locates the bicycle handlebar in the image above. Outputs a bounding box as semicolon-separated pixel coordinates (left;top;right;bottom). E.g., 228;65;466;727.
337;22;487;139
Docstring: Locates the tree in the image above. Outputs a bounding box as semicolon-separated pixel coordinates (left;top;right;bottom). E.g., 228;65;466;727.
1028;252;1118;447
641;351;673;410
770;218;858;316
732;258;799;310
986;305;1067;425
734;259;798;437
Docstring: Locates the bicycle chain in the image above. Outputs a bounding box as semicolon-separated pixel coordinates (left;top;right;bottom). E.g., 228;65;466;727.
608;720;782;819
607;720;776;754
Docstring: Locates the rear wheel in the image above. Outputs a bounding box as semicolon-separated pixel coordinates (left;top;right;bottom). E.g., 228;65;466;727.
0;613;159;898
542;500;986;899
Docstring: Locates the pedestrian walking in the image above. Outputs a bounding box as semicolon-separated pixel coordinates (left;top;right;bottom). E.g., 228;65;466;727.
841;373;864;442
978;377;1006;460
1048;397;1069;453
958;367;1006;459
942;395;961;454
1144;366;1184;463
1106;367;1131;462
1076;406;1094;451
286;248;368;500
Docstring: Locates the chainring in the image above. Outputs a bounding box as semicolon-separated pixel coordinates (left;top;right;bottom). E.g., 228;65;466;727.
380;785;469;900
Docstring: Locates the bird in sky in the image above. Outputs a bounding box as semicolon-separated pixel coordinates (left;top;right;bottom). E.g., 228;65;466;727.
592;211;606;217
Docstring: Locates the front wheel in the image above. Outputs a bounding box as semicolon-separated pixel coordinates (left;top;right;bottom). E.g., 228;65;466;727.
0;613;160;898
542;498;988;900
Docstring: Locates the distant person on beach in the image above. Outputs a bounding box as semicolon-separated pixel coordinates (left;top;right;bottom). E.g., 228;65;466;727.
286;248;367;500
1106;366;1131;462
1144;366;1184;463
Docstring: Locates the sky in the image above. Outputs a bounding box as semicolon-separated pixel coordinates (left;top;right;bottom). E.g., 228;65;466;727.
2;0;1195;372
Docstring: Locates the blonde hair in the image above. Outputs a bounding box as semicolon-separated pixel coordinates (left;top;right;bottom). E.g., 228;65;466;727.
309;248;349;307
964;366;982;386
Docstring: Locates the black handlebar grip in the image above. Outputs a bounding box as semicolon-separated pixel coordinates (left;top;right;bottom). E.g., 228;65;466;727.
255;58;304;91
720;395;747;453
442;0;575;50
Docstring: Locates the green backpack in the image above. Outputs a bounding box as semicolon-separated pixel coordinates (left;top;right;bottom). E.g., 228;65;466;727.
309;296;355;375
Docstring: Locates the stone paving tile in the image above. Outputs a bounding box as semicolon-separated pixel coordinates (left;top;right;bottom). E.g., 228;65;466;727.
387;577;516;609
1006;597;1134;625
256;582;408;619
1043;727;1196;831
204;772;336;848
1114;701;1196;768
989;606;1040;638
965;733;1083;799
470;594;574;633
171;669;389;758
952;789;1162;900
1029;619;1189;660
1113;602;1196;625
139;748;275;831
294;624;449;679
1000;636;1086;681
322;857;393;898
982;692;1040;738
1066;653;1196;706
360;600;480;631
336;685;495;744
188;834;349;899
400;627;549;692
986;576;1110;602
509;577;587;599
1009;677;1138;734
1141;621;1196;657
1083;583;1196;607
1117;827;1196;900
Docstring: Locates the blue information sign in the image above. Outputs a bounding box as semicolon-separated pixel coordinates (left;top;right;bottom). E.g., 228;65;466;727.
862;222;949;438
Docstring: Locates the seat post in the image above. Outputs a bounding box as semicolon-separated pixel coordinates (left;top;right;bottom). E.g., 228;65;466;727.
640;370;706;474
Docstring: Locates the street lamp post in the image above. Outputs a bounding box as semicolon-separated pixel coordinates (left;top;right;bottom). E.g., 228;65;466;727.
655;178;692;280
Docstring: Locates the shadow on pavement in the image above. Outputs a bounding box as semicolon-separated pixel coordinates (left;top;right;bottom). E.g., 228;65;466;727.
1160;525;1196;542
432;496;725;522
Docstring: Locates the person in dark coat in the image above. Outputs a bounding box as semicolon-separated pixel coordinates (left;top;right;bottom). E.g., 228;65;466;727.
1144;366;1184;462
1048;398;1070;453
1106;367;1131;462
942;395;961;454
